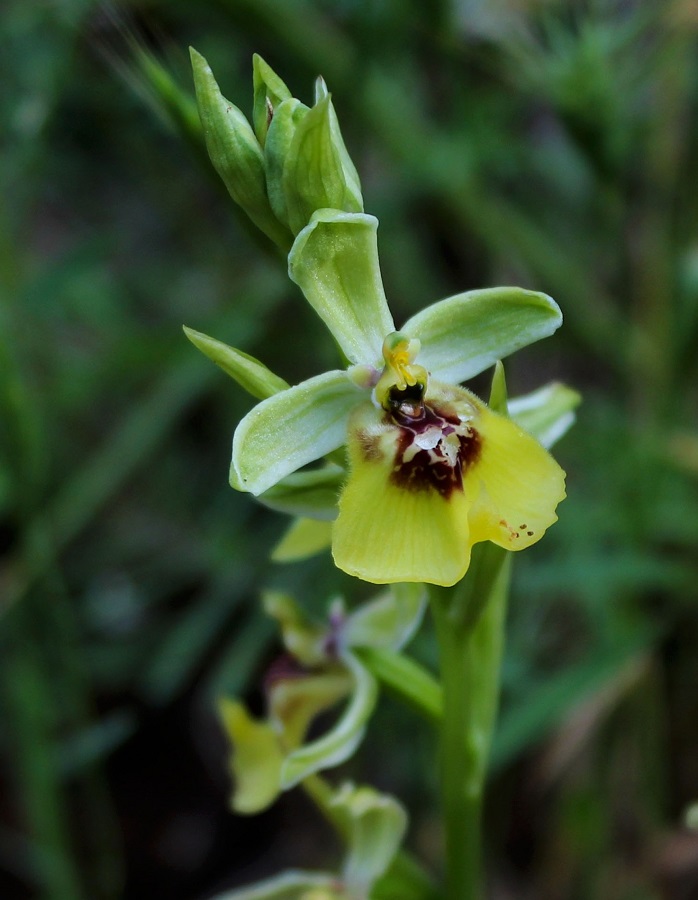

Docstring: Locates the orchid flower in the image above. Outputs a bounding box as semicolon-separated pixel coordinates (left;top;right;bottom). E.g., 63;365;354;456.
217;208;566;587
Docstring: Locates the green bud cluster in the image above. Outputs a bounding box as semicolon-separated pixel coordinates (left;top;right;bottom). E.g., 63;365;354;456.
190;48;363;249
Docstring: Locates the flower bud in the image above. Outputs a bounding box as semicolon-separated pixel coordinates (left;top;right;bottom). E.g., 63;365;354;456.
252;53;292;146
189;48;290;248
282;93;364;234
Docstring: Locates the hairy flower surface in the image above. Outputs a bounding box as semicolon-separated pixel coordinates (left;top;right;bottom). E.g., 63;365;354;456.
223;208;566;586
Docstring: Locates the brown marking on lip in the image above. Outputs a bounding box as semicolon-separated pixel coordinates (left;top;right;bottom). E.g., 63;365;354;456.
387;390;482;499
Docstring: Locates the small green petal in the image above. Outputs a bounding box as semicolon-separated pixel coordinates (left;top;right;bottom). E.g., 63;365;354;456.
189;48;289;248
288;210;395;365
344;584;426;652
281;652;378;788
183;326;289;399
231;371;361;495
252;54;292;146
508;382;581;449
402;287;563;384
283;95;363;235
208;870;342;900
272;518;333;562
332;784;407;893
219;698;284;814
259;464;345;521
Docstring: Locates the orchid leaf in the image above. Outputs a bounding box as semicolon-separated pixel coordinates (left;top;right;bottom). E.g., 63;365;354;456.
403;287;562;384
289;210;395;365
183;326;289;399
231;371;360;495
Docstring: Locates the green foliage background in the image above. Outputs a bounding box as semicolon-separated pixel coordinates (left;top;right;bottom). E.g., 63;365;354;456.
1;0;698;898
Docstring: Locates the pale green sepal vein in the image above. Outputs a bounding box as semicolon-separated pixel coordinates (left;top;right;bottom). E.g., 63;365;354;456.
207;870;339;900
283;94;363;235
252;54;292;146
280;651;378;789
231;371;360;495
189;48;289;248
508;382;581;449
403;287;563;384
183;326;289;400
289;210;395;365
259;465;344;521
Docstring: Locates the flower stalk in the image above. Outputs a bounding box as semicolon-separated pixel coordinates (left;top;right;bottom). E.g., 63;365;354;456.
430;543;511;900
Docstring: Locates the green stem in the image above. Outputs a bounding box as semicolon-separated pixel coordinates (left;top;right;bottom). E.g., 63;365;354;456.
431;598;482;900
430;544;511;900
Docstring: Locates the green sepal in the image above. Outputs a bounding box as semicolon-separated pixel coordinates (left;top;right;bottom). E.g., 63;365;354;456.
289;210;395;365
231;371;361;496
283;94;363;235
183;326;289;399
252;54;292;146
262;591;328;667
259;465;345;521
402;287;563;384
207;870;343;899
281;651;378;788
189;48;289;248
332;783;408;894
344;584;426;652
271;517;333;562
265;98;310;229
508;382;581;448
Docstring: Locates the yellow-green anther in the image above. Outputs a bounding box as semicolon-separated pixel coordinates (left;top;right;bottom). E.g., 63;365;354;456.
189;48;290;248
373;332;428;410
252;53;292;146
